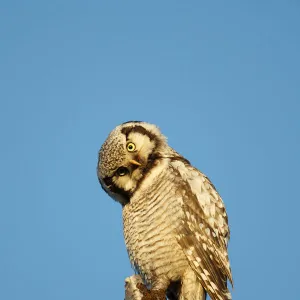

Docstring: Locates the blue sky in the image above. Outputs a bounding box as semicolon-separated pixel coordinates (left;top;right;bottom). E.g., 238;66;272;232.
0;1;299;299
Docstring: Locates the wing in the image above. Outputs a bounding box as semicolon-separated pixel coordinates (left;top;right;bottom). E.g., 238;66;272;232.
171;159;233;300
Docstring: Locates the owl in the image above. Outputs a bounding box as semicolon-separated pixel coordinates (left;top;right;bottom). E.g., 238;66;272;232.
97;121;233;300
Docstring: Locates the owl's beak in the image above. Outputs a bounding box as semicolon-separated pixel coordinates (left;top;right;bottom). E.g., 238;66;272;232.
129;159;141;166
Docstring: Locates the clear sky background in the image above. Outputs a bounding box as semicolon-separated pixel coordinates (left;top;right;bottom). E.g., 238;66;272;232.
0;1;299;299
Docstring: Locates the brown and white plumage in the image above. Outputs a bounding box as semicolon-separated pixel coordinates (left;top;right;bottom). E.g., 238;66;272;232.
97;121;233;300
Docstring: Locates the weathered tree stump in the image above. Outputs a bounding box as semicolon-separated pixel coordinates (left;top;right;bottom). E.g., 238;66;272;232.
125;275;166;300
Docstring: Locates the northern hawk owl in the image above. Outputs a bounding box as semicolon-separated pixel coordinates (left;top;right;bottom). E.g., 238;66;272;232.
97;121;233;300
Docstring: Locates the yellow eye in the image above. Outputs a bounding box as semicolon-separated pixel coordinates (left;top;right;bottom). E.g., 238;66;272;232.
126;142;136;152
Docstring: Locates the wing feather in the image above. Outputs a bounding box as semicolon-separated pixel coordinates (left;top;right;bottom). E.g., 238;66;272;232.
171;160;233;300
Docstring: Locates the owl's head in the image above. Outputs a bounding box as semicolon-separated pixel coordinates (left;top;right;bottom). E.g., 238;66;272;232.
97;121;170;205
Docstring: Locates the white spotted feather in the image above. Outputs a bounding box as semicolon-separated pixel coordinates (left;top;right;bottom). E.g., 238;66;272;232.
172;160;233;299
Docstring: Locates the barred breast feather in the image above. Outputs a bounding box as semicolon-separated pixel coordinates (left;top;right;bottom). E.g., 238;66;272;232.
123;158;189;288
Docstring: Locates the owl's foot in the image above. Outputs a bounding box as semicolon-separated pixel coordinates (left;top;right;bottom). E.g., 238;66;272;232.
125;275;165;300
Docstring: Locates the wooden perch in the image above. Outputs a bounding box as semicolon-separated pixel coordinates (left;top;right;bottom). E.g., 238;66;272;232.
124;275;166;300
